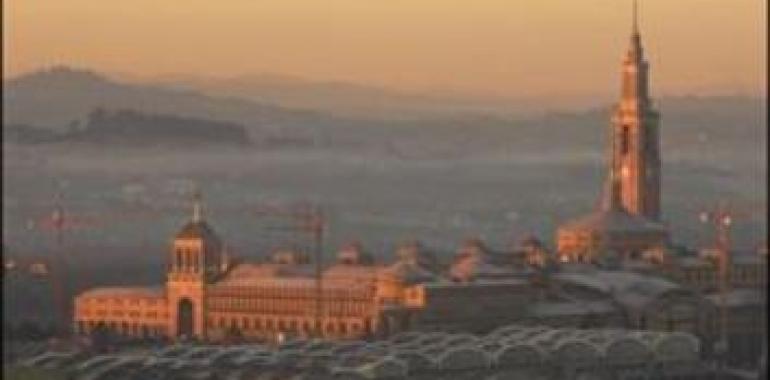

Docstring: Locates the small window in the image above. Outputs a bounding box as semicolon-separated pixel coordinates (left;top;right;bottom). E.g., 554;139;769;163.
621;125;630;155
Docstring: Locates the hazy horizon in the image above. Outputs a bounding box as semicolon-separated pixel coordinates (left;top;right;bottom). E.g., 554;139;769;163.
4;0;766;106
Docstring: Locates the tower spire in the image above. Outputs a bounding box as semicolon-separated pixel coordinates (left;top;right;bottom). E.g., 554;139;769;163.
632;0;639;35
192;189;203;222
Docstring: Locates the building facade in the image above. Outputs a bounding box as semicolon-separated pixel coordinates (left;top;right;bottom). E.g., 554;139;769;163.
73;202;538;342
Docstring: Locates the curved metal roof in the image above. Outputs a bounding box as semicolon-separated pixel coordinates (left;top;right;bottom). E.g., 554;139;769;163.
436;347;490;371
25;325;702;378
494;343;547;367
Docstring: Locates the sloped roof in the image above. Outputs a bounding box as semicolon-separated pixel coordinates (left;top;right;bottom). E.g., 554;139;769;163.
211;262;378;290
78;286;165;299
449;253;519;282
560;208;667;234
383;260;439;284
553;269;687;311
323;264;380;281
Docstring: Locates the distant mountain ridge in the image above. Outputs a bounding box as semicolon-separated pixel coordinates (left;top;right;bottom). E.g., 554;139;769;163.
2;66;766;163
145;72;533;120
2;66;340;134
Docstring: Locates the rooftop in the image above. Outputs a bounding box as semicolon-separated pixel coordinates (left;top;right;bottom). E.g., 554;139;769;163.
78;286;165;299
175;220;219;240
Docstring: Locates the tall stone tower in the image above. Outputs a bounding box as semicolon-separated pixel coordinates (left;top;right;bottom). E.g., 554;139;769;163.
610;0;661;221
166;191;225;340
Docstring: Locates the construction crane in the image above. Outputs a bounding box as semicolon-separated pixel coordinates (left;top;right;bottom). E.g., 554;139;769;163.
699;203;739;374
27;197;172;336
250;201;327;338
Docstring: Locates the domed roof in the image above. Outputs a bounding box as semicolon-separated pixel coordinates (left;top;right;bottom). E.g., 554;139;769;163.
336;241;374;265
395;240;439;268
519;234;544;248
450;248;517;283
384;260;438;284
175;220;219;240
456;237;489;259
175;190;220;241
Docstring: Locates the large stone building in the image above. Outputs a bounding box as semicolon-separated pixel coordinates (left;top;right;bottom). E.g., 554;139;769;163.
72;197;726;346
73;199;536;342
556;8;669;260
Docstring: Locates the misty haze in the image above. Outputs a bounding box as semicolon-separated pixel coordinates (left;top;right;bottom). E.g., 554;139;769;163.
3;67;766;312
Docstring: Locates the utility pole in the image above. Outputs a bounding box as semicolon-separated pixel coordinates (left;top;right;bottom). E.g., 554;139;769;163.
50;197;70;337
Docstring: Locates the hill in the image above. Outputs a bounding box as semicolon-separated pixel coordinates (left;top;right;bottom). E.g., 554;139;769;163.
63;108;251;147
2;66;343;137
4;108;251;148
146;72;541;120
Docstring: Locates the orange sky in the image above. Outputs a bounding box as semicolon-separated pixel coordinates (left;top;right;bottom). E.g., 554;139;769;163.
3;0;766;98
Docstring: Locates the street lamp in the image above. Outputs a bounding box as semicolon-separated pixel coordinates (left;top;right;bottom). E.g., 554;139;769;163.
700;209;733;373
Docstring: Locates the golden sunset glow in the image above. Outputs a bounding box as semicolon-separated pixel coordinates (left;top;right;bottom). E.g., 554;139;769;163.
4;0;766;97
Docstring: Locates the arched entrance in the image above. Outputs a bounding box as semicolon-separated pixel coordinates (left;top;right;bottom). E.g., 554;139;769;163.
177;298;194;337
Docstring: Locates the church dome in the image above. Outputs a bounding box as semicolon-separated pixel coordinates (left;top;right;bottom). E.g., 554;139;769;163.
450;238;517;282
519;234;544;249
394;240;439;270
336;241;374;265
174;191;220;241
175;220;219;240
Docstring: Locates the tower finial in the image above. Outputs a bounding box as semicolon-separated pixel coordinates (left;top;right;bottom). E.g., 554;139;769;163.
192;188;203;222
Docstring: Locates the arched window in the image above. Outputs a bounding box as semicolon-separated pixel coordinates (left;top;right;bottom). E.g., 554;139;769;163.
175;249;183;270
177;299;194;337
621;125;630;155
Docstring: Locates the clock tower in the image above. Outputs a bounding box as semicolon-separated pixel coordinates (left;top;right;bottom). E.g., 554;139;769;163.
610;0;661;221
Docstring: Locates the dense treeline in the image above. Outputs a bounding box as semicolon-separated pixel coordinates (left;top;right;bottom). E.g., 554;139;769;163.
3;107;251;147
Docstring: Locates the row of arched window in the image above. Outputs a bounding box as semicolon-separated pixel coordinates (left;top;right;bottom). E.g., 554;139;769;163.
207;315;370;337
75;320;167;337
173;247;203;272
207;296;371;316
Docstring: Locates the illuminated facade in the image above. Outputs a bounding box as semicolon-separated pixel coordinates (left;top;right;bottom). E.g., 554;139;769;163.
556;7;669;260
613;5;661;221
73;201;533;342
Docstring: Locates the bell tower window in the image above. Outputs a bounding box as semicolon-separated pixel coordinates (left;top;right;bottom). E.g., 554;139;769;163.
175;249;183;270
621;125;630;155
